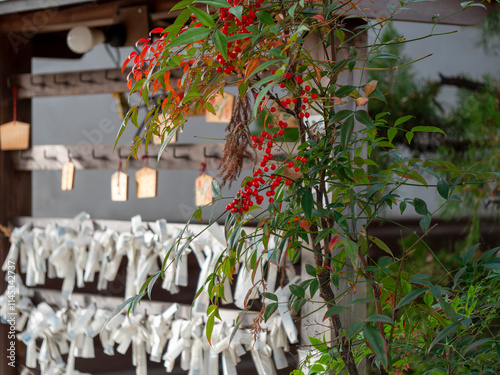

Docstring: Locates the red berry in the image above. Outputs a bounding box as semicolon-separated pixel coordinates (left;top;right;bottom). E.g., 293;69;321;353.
296;155;301;160
269;198;274;203
303;98;308;103
301;157;307;163
216;66;223;73
312;93;318;99
288;161;294;168
305;112;310;118
279;82;286;88
285;180;292;186
270;107;276;113
299;113;305;119
305;85;311;91
270;164;276;170
285;73;292;79
278;130;284;136
294;167;300;172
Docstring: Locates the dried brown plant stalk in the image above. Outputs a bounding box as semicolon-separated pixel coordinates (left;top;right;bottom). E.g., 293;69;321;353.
217;93;256;186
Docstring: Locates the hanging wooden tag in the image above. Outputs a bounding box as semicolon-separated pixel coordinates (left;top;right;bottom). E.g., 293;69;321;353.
195;174;214;206
61;161;75;191
111;171;128;201
152;113;177;145
0;121;30;150
135;167;157;198
206;93;234;123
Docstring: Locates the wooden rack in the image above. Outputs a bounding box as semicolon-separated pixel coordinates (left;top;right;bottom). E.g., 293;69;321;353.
10;143;294;171
12;68;183;98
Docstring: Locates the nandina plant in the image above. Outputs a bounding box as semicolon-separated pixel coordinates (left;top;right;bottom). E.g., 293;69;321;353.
116;0;500;374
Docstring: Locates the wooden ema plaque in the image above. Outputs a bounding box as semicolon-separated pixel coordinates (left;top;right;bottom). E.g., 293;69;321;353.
111;171;128;201
195;174;214;206
206;93;234;123
0;121;30;150
135;167;157;198
152;113;177;146
61;161;75;191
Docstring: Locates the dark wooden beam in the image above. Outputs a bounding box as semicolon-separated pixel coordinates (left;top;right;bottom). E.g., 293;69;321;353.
0;33;32;375
0;0;493;37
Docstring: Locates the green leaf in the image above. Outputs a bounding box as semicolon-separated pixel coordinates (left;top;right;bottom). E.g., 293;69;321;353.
168;27;210;48
211;179;221;199
347;321;364;339
305;264;317;277
263;302;278;321
325;305;345;317
420;215;431;233
214;30;228;60
158;129;179;162
188;6;215;27
370;236;394;257
463;338;492;355
396;288;426;308
344;240;358;265
289;284;305;299
355;110;375;129
229;6;244;20
413;197;428;215
411;125;445;135
363;324;388;369
406;131;414;144
256;10;274;25
399;201;407;214
252;81;277;117
193;207;203;221
264;292;278;302
195;0;231;7
428;322;460;351
329;110;352;124
437;177;449;199
171;0;195;12
365;314;394;325
302;190;313;219
341;115;355;150
335;85;357;98
429;285;443;299
394;115;413;127
387;127;397;143
206;313;215;344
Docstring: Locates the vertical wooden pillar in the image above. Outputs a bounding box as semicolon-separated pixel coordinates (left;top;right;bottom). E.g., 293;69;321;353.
0;33;32;374
299;19;367;373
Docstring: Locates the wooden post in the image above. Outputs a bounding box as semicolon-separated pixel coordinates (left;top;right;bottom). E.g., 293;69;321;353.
0;33;32;374
299;19;367;373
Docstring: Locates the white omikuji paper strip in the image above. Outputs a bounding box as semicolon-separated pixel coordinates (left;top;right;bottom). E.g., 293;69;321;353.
2;213;302;375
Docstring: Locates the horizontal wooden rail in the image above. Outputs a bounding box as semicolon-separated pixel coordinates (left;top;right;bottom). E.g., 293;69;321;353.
33;288;254;323
10;143;295;171
12;68;182;98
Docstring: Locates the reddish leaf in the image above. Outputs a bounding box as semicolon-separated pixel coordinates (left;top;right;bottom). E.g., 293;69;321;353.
311;14;325;23
150;27;165;35
300;220;310;232
364;80;378;96
244;58;260;81
329;234;340;251
356;97;369;107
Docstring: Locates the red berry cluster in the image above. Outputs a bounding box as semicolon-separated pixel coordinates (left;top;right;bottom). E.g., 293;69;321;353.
215;0;263;75
225;127;308;214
